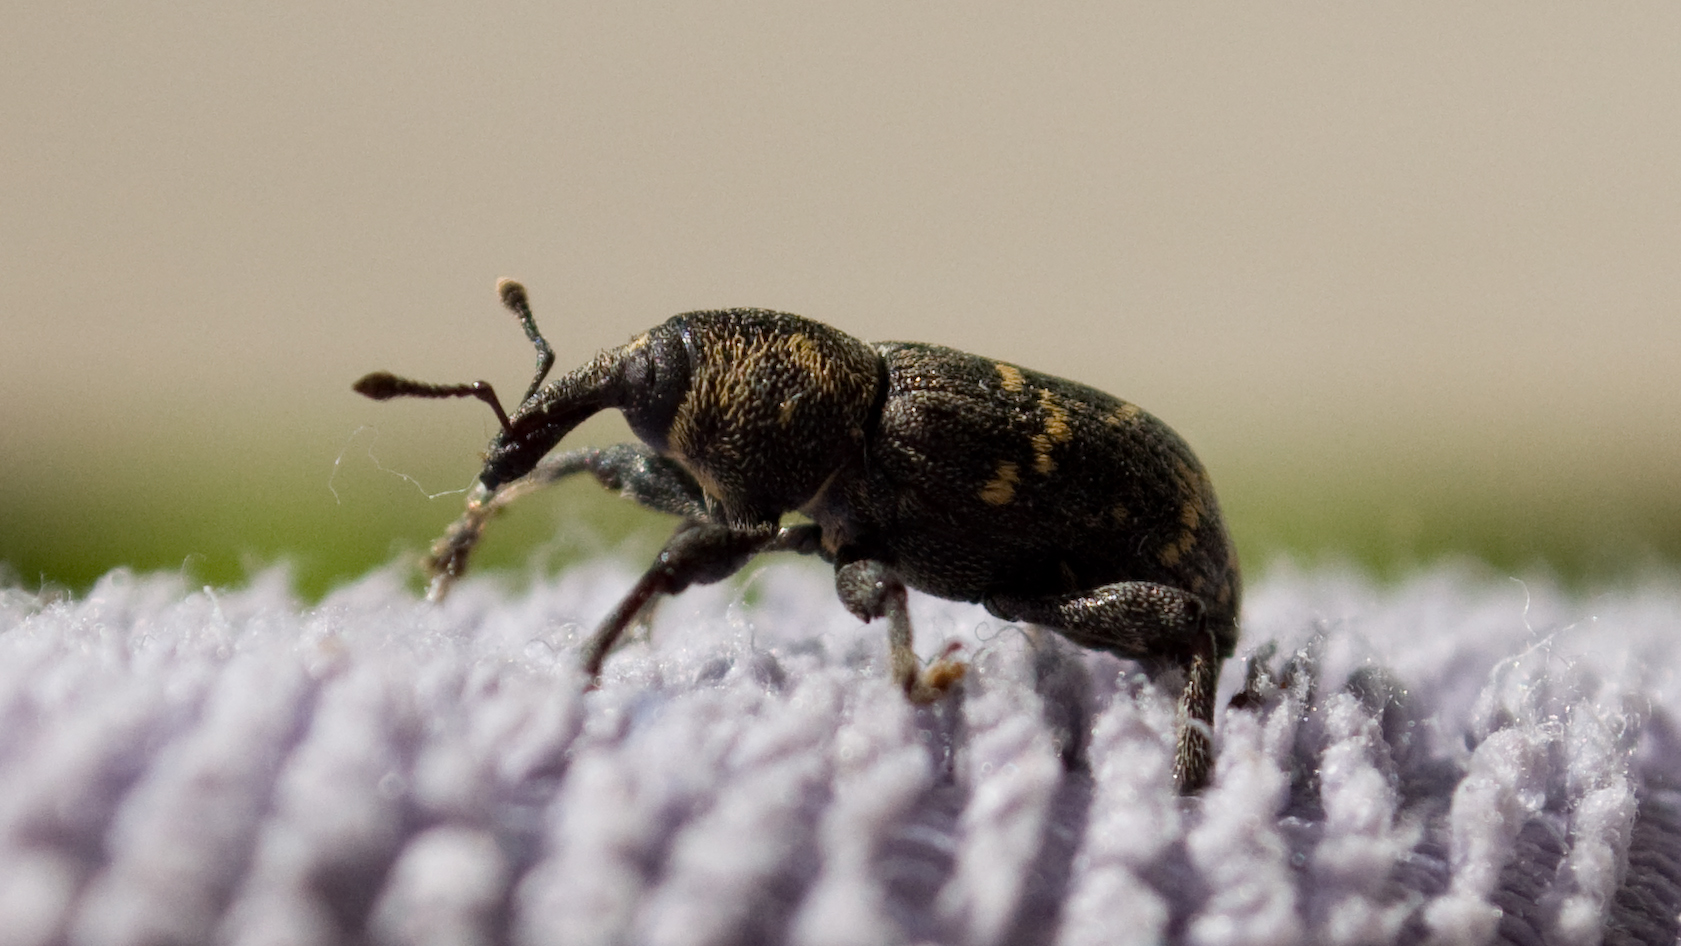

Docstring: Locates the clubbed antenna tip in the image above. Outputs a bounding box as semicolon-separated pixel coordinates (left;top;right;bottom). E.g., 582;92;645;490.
497;278;527;310
350;372;514;436
496;277;555;404
352;371;410;400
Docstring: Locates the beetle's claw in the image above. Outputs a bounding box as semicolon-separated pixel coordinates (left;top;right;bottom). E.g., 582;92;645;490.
906;641;967;703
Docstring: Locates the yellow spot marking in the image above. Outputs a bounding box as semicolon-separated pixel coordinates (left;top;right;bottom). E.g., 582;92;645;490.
1158;531;1197;567
1180;498;1201;531
1159;458;1210;567
1040;390;1072;441
1030;389;1073;475
1031;437;1056;474
995;363;1025;393
1106;403;1142;427
1173;459;1209;532
623;332;651;353
979;460;1020;505
1111;503;1129;525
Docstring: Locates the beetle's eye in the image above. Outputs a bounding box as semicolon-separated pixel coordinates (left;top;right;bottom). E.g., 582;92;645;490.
620;326;691;451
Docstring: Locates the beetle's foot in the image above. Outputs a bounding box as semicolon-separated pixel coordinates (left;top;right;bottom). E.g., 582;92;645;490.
907;641;967;703
423;533;474;603
1226;641;1281;711
423;572;454;604
421;483;498;602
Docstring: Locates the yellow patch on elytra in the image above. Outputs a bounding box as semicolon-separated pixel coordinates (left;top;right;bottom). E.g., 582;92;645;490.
995;363;1025;393
1180;498;1201;531
1039;390;1072;442
1172;459;1209;532
1158;531;1197;567
1158;459;1210;568
979;460;1020;505
1106;402;1142;427
1030;388;1073;475
1030;435;1056;474
1110;502;1129;525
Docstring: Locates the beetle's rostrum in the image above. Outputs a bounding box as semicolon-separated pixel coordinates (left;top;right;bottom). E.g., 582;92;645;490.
354;280;1241;791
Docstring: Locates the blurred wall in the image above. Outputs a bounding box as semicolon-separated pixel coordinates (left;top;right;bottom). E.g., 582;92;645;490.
4;2;1678;595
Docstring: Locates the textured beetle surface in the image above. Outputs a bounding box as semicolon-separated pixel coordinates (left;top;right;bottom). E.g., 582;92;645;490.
355;281;1241;791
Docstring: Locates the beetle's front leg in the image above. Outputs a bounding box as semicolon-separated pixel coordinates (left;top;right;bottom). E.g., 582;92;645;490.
987;582;1223;793
425;444;711;601
835;560;966;703
580;520;774;681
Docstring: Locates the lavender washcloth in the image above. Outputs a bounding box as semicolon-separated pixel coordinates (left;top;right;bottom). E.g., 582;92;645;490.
1;561;1677;946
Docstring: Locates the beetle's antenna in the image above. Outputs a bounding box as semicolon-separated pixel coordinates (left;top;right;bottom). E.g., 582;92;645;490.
353;372;515;437
497;278;555;405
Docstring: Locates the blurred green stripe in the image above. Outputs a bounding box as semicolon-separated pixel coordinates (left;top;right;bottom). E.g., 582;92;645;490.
5;450;1677;602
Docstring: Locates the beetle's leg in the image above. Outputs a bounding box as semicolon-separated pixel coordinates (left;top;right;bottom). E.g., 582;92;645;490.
762;522;827;559
579;520;774;681
425;444;711;601
424;483;503;600
835;560;966;703
496;443;710;520
987;582;1223;793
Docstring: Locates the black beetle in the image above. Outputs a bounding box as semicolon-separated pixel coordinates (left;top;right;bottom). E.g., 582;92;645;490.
355;280;1240;790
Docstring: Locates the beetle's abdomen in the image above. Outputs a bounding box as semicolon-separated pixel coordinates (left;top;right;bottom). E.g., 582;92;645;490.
840;342;1238;630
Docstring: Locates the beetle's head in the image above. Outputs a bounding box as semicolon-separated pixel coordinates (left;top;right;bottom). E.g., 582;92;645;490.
353;279;709;597
352;279;694;492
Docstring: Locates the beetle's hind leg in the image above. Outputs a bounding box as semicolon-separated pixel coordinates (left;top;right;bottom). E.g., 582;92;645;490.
836;560;967;702
986;582;1224;793
426;443;711;601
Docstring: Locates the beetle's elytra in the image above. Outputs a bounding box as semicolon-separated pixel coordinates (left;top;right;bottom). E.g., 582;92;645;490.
354;280;1240;791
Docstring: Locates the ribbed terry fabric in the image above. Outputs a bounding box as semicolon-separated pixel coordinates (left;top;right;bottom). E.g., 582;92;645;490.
0;561;1676;946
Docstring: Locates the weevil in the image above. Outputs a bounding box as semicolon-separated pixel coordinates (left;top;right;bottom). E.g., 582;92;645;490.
355;280;1240;791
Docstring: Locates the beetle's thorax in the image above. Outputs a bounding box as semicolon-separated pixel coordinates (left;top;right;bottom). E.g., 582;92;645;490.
644;309;881;528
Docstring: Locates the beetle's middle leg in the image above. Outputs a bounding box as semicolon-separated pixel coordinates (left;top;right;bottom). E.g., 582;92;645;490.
836;559;966;702
986;582;1224;792
579;519;779;681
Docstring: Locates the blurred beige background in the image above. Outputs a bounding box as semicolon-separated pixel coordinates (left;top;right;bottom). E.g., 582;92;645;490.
3;2;1678;596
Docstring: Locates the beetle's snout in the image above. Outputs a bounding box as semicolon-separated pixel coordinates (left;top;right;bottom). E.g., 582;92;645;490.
478;429;541;491
472;345;644;491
